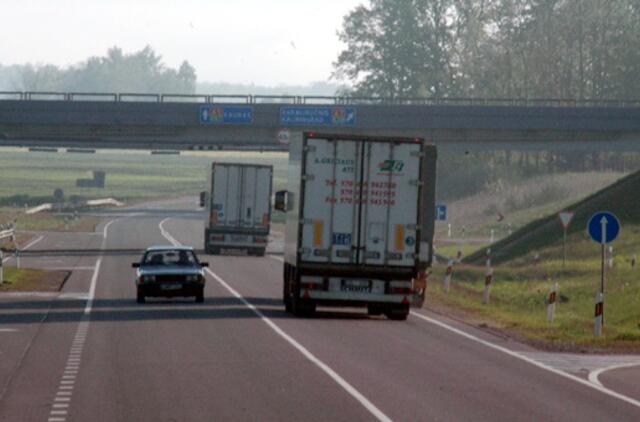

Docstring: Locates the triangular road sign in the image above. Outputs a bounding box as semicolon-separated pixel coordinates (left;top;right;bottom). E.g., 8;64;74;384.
558;211;575;229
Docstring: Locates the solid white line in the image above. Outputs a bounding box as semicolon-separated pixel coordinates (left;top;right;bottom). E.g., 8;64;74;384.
589;362;640;387
0;328;19;332
268;255;284;262
206;267;392;422
2;234;43;264
410;311;640;409
84;219;115;316
160;221;392;422
22;235;45;251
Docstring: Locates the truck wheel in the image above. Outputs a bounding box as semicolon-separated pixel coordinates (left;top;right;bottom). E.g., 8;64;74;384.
385;305;409;321
367;304;384;316
292;299;316;317
195;288;204;303
136;288;145;304
209;247;221;255
255;248;266;257
283;264;292;313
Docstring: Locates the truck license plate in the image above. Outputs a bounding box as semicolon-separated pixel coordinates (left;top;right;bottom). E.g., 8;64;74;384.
340;279;372;293
161;284;182;291
231;235;249;242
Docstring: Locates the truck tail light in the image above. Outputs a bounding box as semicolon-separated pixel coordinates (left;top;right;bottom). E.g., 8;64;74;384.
391;286;413;295
300;277;325;290
254;236;268;244
210;212;218;225
262;213;269;226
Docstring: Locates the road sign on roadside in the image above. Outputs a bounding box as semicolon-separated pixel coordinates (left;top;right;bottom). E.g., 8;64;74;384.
558;211;575;267
558;211;574;229
587;211;621;329
435;204;447;221
587;212;620;244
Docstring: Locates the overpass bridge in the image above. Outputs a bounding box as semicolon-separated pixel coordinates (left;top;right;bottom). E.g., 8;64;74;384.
1;92;640;151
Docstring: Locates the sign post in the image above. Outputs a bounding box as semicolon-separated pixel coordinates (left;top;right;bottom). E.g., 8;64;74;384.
587;211;620;330
558;211;574;267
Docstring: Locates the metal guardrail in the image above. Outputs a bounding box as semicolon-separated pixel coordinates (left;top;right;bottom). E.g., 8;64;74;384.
0;222;16;241
1;91;640;107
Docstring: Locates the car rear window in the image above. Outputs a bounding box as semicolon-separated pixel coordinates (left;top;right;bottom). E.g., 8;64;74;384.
143;250;197;266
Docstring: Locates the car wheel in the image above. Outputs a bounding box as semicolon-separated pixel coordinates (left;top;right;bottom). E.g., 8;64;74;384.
195;288;204;303
136;288;145;304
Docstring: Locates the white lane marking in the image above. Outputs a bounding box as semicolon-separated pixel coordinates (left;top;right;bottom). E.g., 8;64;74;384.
0;328;18;332
1;235;44;263
46;218;116;422
589;362;640;387
268;255;284;262
410;311;640;409
160;221;392;422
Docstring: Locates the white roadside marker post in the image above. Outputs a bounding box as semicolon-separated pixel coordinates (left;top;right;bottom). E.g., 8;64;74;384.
447;223;452;238
594;292;604;337
547;281;558;322
485;248;491;270
443;259;453;293
490;229;495;243
483;267;493;305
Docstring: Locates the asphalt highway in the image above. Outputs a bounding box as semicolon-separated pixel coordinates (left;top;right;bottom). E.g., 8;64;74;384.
1;201;639;421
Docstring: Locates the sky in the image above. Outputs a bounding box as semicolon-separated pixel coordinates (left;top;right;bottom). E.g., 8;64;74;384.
0;0;364;86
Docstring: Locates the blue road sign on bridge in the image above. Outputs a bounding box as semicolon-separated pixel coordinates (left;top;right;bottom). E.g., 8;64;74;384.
587;211;620;244
280;106;356;126
200;106;253;124
436;204;447;221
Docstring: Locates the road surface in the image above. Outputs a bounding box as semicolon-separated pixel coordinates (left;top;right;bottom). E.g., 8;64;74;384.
1;200;639;421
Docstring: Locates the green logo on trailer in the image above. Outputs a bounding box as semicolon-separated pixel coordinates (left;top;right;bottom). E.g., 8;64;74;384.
378;160;405;173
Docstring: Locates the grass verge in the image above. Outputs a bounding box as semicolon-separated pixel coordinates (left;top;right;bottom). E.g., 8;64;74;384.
0;267;69;292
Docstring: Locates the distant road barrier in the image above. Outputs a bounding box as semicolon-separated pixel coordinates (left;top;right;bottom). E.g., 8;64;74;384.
0;222;15;242
1;91;640;108
25;198;124;215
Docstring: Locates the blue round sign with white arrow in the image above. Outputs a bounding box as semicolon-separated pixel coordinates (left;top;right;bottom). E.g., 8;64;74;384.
587;212;621;244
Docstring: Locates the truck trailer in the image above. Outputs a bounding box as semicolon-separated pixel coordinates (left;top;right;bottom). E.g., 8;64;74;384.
275;132;437;320
204;163;273;256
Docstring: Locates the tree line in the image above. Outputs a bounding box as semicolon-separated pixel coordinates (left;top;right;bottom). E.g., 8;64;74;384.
334;0;640;100
0;46;196;94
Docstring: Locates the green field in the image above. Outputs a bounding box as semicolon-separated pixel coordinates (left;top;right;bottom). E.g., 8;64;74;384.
428;179;640;351
0;149;289;204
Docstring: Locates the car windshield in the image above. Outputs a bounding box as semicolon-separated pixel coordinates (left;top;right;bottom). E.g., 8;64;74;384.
142;249;198;267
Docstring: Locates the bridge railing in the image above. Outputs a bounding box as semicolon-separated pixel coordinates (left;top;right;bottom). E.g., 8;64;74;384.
1;91;640;107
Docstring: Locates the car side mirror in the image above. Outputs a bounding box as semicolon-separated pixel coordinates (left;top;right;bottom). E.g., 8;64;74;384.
274;190;288;212
132;263;140;268
199;191;206;207
200;262;209;267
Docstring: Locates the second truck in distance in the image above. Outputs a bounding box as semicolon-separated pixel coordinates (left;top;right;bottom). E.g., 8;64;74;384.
203;162;273;256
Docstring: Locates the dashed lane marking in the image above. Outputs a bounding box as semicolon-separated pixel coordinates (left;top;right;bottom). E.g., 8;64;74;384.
46;219;115;422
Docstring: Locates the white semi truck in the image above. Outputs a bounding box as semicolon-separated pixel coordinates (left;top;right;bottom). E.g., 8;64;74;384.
204;163;273;256
275;132;437;320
